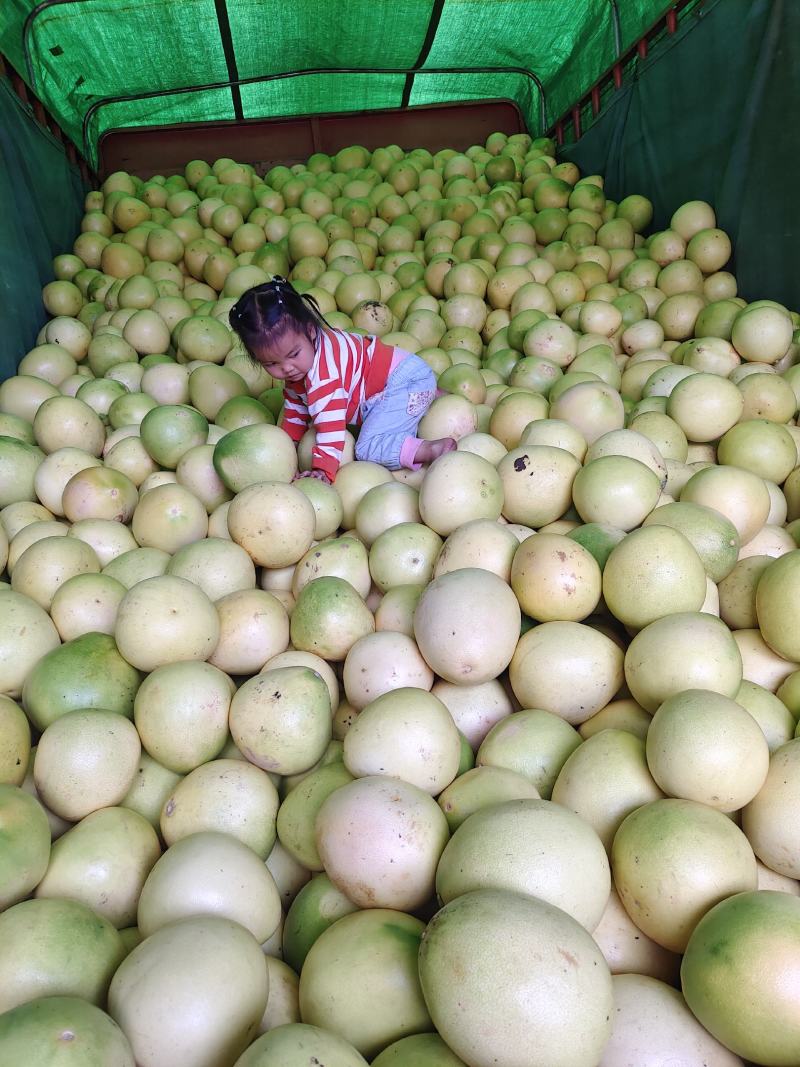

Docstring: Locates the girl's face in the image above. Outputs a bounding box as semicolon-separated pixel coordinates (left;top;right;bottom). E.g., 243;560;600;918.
251;325;315;382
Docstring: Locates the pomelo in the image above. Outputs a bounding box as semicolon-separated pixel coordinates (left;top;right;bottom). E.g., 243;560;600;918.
282;873;360;973
646;689;769;810
413;568;520;685
137;830;281;942
230;666;331;775
35;806;160;928
290;576;374;661
0;784;51;910
0;590;61;700
0;996;135;1067
599;973;743;1067
114;575;220;672
681;890;800;1066
234;1022;367;1067
612;798;757;952
34;709;141;821
108;915;267;1067
551;729;663;851
0;897;126;1013
342;687;459;794
477;708;582;798
298;908;431;1059
315;775;449;910
418;889;613;1067
742;739;800;878
436;798;609;929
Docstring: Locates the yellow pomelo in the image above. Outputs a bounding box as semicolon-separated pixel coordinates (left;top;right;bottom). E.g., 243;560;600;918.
624;611;742;712
509;622;624;725
343;687;459;794
115;575;220;672
592;887;681;984
413;568;520;685
646;689;769;810
742;739;800;878
602;524;707;629
137;830;281;943
436;798;610;930
551;729;663;851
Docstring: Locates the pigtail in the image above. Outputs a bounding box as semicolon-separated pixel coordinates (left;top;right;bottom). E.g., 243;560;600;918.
230;276;328;357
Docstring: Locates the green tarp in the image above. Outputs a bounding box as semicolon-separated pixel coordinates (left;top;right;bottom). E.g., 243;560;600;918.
0;0;674;168
0;76;86;380
562;0;799;309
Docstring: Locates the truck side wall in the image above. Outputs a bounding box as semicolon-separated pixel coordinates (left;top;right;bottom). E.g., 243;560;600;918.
1;76;87;380
562;0;799;309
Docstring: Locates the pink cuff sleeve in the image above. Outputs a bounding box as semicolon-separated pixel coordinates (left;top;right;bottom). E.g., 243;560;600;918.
400;436;424;470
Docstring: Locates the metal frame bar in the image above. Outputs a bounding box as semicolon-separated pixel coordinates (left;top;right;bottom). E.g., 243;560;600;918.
550;0;697;145
401;0;447;109
212;0;243;120
81;65;548;163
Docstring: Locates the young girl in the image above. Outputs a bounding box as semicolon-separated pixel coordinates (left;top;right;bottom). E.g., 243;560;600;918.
229;277;455;483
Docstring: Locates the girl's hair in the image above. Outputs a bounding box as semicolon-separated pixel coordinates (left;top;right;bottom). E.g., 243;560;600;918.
229;276;329;355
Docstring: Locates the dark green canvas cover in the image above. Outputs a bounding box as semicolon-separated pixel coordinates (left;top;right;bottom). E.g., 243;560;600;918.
562;0;799;310
0;76;86;379
0;0;676;167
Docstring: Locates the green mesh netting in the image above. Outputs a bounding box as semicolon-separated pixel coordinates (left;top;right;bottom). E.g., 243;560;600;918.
0;0;675;167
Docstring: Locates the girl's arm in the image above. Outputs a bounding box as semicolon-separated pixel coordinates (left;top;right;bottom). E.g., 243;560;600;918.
281;385;311;443
306;379;349;482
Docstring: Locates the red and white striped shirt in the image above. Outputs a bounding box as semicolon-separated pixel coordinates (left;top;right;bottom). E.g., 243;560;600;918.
281;328;395;481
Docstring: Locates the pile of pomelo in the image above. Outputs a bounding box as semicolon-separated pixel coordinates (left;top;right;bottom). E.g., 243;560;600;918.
2;132;800;1067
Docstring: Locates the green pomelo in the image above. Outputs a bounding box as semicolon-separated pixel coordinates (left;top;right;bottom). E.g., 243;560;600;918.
566;522;627;570
0;897;126;1013
139;404;209;470
476;708;582;799
282;874;360;974
212;423;298;491
298;908;432;1059
22;632;141;732
276;762;354;870
0;996;135;1067
0;783;51;910
612;798;757;953
290;576;375;662
681;891;800;1067
437;765;540;832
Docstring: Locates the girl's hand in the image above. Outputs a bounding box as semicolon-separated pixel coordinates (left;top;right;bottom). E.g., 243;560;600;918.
293;469;331;483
